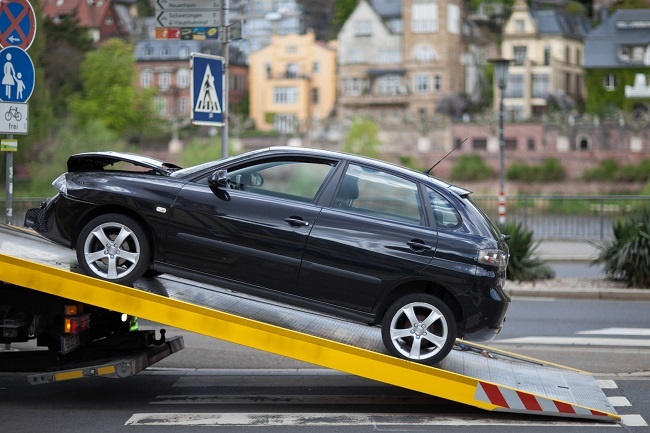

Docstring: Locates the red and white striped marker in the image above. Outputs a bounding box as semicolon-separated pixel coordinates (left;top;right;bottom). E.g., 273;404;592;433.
475;381;614;420
498;192;506;224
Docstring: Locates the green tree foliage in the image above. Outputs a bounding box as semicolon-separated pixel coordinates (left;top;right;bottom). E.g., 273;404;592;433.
585;68;650;115
594;209;650;288
333;0;358;29
26;119;126;196
610;0;650;11
450;154;493;181
68;38;158;137
583;159;650;182
497;222;555;281
343;116;381;158
506;158;565;182
42;15;94;117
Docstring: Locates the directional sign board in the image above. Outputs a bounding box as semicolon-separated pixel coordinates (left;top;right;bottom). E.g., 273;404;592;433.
157;11;221;27
0;101;27;134
0;46;34;103
191;53;224;126
0;0;36;50
156;0;223;11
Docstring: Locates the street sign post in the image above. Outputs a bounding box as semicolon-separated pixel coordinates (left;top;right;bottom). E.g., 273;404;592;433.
191;53;224;126
0;0;36;50
156;11;222;27
0;102;27;134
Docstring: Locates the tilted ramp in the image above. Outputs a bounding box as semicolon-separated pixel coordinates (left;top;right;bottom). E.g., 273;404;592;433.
0;224;619;422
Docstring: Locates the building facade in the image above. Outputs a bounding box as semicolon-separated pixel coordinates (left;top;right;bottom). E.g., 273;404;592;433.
583;8;650;115
248;31;337;133
337;0;467;126
499;0;591;120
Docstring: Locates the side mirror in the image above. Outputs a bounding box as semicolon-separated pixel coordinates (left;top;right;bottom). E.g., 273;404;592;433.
208;170;229;188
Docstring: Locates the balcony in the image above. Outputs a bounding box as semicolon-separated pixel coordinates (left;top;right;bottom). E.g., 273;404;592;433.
339;92;409;106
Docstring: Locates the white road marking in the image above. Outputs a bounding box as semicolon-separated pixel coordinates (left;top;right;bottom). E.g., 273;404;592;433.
620;414;649;427
578;328;650;336
151;394;438;405
597;380;618;389
607;396;631;407
124;412;618;427
495;337;650;347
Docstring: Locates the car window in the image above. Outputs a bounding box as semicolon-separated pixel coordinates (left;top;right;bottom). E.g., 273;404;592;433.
334;164;423;225
228;160;333;203
427;188;461;229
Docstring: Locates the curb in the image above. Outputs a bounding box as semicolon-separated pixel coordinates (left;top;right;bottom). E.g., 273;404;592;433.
510;288;650;301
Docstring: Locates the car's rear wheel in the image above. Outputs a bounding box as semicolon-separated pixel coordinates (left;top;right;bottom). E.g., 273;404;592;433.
381;294;456;365
76;214;151;286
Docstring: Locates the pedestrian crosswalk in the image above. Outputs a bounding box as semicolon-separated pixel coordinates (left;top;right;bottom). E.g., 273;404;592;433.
123;369;648;429
496;327;650;347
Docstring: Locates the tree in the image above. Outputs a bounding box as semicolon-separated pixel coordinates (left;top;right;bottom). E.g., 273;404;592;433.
42;15;94;117
343;116;381;158
333;0;358;30
68;38;158;137
436;92;469;119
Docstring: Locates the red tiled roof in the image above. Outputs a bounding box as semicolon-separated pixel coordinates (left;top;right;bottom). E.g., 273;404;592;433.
39;0;112;28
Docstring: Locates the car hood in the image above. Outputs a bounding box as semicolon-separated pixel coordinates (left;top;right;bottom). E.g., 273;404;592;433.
67;152;182;175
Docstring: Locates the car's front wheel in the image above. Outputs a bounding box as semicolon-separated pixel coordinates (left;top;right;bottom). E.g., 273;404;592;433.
381;294;457;365
76;214;151;286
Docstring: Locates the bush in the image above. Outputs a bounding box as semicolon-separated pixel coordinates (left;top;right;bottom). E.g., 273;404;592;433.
506;158;565;182
582;159;618;181
497;222;555;281
450;155;493;181
538;158;565;181
593;209;650;288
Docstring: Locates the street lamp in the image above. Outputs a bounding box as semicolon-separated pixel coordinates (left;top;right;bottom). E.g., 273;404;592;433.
490;58;510;225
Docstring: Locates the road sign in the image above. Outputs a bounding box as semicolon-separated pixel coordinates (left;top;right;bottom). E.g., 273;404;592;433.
0;0;37;50
157;11;221;27
156;0;223;11
0;46;34;102
0;102;27;134
191;53;223;126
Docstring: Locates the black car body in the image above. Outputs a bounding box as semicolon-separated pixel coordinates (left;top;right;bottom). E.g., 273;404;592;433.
25;147;510;365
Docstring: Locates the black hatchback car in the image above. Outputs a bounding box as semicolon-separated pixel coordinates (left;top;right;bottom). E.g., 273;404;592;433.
25;147;509;365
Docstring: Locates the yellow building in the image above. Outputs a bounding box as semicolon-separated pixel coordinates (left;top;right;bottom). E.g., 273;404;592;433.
249;31;337;133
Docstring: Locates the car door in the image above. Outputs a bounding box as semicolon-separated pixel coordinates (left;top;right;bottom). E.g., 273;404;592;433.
163;157;336;295
298;163;438;312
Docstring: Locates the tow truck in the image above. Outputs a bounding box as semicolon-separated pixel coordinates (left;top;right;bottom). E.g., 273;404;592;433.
0;223;619;422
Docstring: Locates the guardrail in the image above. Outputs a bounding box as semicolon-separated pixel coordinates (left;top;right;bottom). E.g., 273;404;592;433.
473;195;650;240
3;196;650;241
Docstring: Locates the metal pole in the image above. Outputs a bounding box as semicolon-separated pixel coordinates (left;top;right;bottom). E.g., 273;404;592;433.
5;134;13;225
498;88;506;225
220;0;229;158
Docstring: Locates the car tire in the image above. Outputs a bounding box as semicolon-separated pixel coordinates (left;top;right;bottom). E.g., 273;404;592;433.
381;294;457;365
76;214;151;286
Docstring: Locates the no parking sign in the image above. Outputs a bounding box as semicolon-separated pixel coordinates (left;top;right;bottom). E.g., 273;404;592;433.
0;0;37;50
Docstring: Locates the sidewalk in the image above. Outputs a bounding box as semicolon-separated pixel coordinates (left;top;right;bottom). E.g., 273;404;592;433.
536;240;600;262
508;240;650;300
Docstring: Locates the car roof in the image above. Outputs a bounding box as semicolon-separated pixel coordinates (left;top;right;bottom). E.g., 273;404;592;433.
257;147;471;196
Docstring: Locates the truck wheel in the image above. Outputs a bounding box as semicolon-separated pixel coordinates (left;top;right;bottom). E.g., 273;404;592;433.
76;214;151;286
381;294;456;365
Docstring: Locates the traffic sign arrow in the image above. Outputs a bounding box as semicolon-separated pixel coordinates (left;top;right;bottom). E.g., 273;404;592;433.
155;0;223;10
156;10;221;27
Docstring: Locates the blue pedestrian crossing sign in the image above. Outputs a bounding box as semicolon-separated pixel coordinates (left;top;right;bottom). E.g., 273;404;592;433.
191;53;224;126
0;46;34;103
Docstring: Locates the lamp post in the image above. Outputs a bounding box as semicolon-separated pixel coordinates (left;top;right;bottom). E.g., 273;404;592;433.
490;58;510;225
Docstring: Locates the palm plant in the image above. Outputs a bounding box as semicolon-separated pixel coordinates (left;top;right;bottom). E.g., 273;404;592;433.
594;209;650;288
497;222;555;282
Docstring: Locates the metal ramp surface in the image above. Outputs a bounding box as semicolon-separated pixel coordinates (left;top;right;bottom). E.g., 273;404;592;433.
0;224;619;422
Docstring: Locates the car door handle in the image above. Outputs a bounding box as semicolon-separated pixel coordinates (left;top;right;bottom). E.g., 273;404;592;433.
407;240;433;251
285;217;310;227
